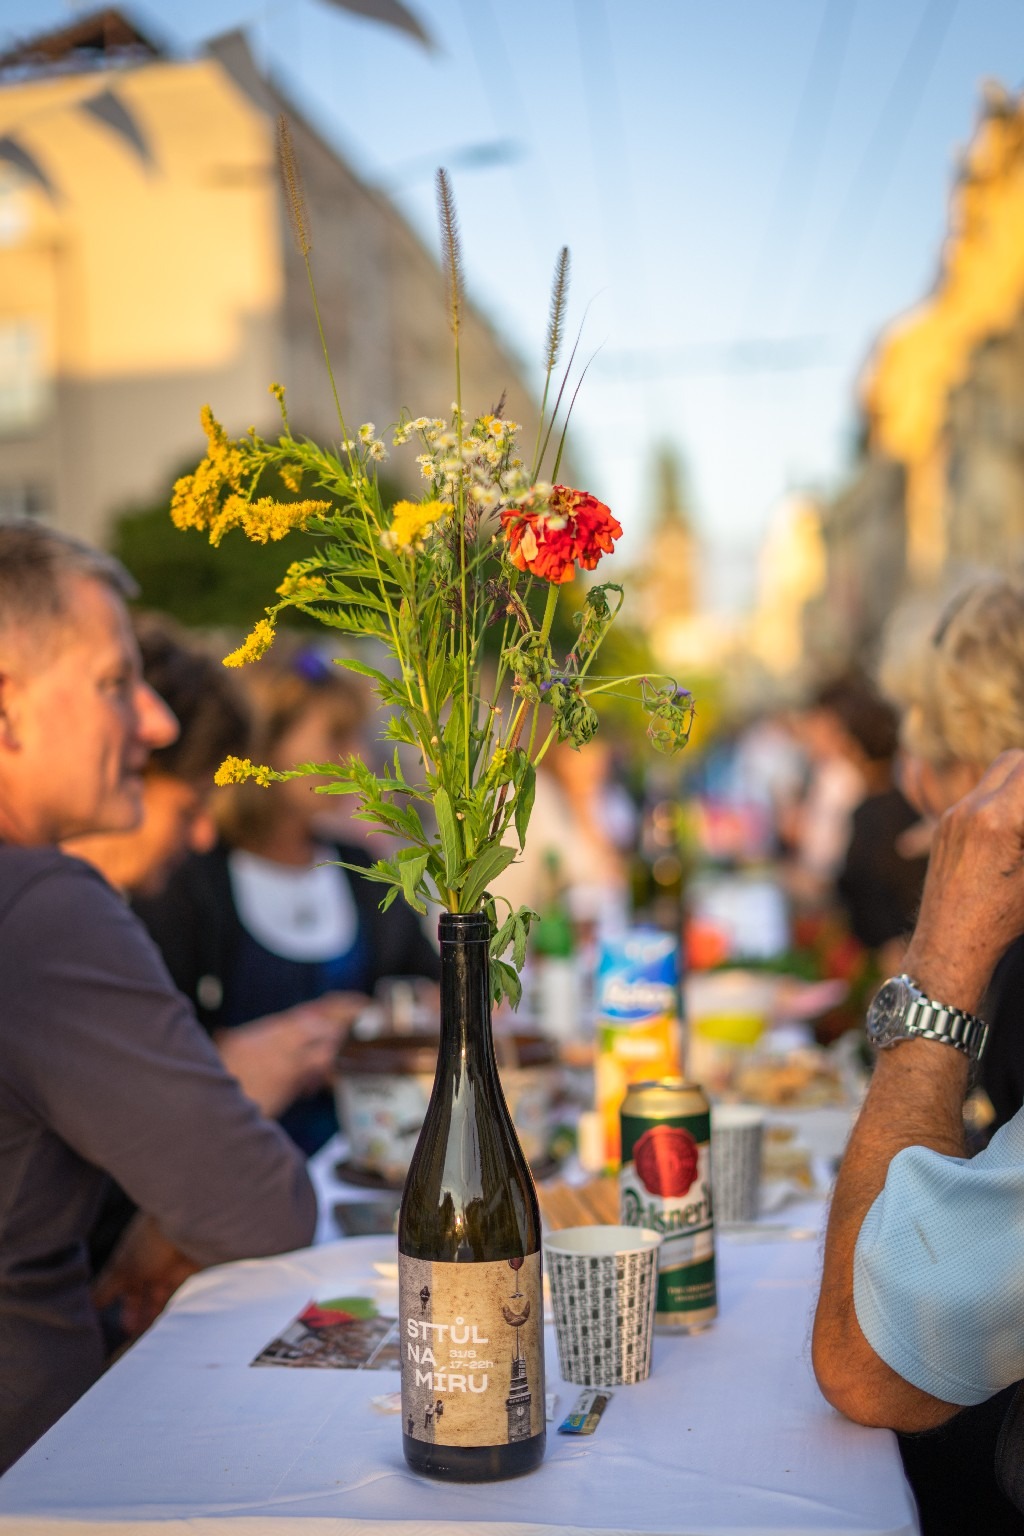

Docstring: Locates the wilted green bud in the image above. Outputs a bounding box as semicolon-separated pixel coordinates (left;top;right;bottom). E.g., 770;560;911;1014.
642;679;695;754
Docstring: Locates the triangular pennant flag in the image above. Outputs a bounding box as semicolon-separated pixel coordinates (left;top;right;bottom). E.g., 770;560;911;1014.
0;135;60;203
319;0;435;51
79;88;155;171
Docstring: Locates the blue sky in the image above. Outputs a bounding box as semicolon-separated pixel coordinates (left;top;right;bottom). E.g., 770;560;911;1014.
5;0;1024;609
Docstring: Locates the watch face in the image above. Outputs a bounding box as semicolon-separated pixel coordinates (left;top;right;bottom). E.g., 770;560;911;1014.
867;976;913;1047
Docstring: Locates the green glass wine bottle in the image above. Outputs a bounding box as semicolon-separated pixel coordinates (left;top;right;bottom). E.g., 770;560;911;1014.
399;911;546;1481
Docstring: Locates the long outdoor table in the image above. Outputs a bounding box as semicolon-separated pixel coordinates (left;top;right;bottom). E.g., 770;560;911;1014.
0;1232;919;1535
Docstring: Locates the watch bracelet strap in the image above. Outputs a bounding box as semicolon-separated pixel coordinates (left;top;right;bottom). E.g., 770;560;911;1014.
900;974;989;1062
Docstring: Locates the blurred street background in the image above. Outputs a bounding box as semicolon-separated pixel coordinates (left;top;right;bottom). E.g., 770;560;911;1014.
4;1;1024;1069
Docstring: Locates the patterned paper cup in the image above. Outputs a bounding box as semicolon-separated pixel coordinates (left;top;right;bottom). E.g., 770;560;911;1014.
545;1225;661;1386
711;1103;765;1224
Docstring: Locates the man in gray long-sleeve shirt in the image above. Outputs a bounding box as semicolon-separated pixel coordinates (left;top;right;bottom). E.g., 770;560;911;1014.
0;519;316;1473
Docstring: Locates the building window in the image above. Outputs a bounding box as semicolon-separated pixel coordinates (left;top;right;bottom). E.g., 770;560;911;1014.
0;320;49;434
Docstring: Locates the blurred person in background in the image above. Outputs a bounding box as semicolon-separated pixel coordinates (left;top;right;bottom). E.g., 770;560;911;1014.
784;681;868;900
823;673;929;970
881;576;1024;1136
494;734;635;935
0;520;315;1473
787;675;927;952
133;648;440;1156
730;708;808;860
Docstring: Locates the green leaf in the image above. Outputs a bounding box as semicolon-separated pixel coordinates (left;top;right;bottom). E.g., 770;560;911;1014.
514;760;536;850
491;957;522;1010
489;911;517;960
339;856;399;886
434;787;463;885
294;759;349;777
353;800;426;842
458;843;518;914
319;583;389;612
337;658;394;689
397;849;430;914
512;913;529;971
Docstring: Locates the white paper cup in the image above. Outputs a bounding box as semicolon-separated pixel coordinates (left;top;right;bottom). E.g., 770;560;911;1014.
545;1225;661;1386
711;1103;765;1224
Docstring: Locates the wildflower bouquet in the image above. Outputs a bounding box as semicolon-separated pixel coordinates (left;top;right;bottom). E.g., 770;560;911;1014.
171;122;694;1005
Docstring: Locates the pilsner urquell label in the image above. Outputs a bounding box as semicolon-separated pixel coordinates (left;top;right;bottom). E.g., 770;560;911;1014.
399;1253;544;1448
620;1086;717;1329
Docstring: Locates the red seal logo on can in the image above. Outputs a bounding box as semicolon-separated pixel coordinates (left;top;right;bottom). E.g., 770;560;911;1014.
633;1124;699;1197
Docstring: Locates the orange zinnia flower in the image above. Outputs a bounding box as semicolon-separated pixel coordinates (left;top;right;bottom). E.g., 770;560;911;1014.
501;485;622;584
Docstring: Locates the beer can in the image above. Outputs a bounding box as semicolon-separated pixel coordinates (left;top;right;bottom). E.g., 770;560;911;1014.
619;1078;717;1331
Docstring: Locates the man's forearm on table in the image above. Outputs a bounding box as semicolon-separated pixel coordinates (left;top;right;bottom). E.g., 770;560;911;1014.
812;1028;969;1431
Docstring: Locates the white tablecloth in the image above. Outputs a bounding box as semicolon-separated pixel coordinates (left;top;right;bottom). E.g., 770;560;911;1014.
0;1234;918;1535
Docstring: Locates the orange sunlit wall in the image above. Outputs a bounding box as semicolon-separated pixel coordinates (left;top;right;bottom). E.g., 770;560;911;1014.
863;92;1024;579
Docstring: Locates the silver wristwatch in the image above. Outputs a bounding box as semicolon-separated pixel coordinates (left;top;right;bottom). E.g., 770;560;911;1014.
866;973;988;1077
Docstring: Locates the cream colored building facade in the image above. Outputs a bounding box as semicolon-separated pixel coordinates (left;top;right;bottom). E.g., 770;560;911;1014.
815;83;1024;662
0;16;540;544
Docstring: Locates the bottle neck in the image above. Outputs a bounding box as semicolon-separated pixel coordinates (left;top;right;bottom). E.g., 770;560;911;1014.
438;912;498;1077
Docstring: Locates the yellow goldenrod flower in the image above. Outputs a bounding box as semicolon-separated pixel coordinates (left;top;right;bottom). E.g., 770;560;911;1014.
214;755;276;788
201;406;245;482
268;382;289;428
388;499;452;551
223;618;276;668
279;463;303;493
232;498;331;545
276;563;328;599
169;406;255;540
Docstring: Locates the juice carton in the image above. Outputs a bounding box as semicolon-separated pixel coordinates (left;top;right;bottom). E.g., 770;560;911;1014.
594;927;683;1168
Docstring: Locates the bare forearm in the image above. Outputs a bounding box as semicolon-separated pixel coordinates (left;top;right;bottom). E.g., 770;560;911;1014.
813;1039;967;1424
813;939;983;1430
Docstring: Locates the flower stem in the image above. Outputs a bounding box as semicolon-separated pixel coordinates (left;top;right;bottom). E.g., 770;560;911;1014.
304;255;350;451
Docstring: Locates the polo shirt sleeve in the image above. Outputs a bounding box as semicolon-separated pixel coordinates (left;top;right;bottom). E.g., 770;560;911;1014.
4;858;316;1265
854;1109;1024;1406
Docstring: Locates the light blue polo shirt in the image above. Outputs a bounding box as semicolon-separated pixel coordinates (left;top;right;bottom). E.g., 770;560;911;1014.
854;1108;1024;1406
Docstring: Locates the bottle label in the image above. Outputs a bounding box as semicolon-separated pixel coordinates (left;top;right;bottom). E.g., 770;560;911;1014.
399;1252;544;1448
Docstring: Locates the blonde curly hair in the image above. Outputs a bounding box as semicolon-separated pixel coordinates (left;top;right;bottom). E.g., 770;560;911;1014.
880;577;1024;768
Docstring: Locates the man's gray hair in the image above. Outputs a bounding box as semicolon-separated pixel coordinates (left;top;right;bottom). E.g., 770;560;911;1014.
0;518;137;649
